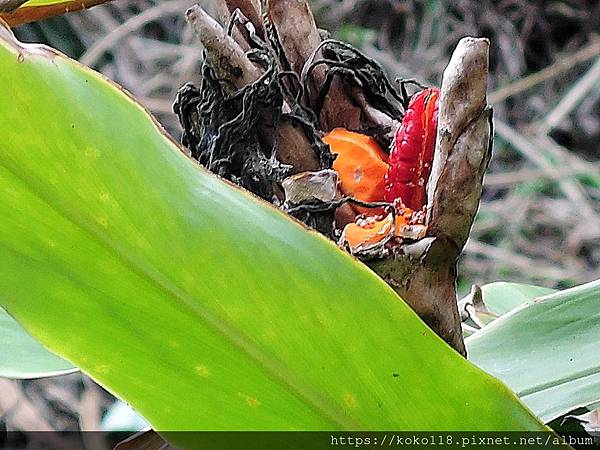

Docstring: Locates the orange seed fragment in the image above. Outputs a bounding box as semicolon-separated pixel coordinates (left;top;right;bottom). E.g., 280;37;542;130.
323;128;389;214
342;212;414;253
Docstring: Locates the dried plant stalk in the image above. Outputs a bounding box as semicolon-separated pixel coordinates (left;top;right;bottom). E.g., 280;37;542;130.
265;0;320;74
427;37;492;249
213;0;264;50
224;0;264;37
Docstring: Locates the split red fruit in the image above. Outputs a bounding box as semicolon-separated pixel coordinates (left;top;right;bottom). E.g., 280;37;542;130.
384;87;440;211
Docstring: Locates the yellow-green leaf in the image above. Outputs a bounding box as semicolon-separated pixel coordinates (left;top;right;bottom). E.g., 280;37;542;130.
0;26;552;442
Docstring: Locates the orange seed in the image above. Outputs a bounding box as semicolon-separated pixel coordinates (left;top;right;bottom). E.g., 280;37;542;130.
323;128;389;214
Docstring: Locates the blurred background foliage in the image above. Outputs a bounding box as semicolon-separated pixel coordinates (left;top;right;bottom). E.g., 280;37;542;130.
2;0;599;436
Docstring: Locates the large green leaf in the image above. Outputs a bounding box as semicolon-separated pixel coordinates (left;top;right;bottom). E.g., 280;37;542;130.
468;280;600;423
0;306;75;378
0;27;548;437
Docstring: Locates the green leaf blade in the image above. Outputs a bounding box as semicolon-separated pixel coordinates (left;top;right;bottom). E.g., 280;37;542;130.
0;28;548;435
468;280;600;423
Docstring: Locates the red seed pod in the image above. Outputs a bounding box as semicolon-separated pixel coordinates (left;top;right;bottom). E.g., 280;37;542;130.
384;87;440;210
